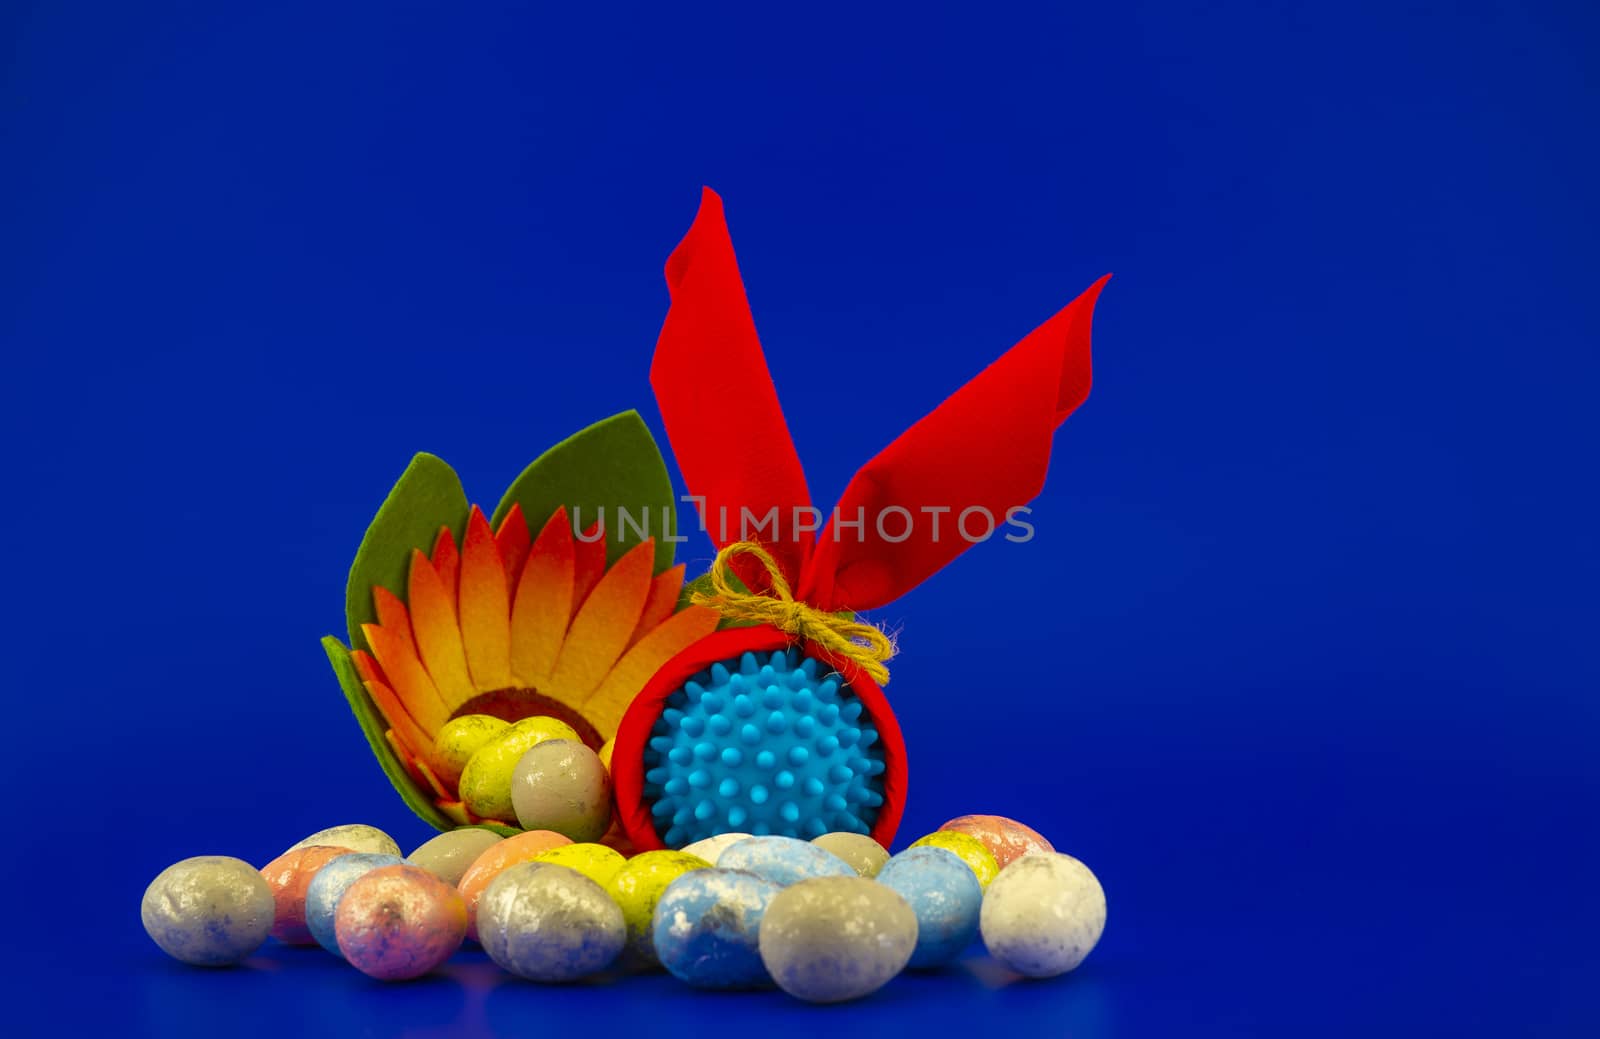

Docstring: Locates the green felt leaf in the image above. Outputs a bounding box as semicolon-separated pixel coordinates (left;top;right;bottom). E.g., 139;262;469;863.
345;453;469;652
323;635;454;833
492;411;677;574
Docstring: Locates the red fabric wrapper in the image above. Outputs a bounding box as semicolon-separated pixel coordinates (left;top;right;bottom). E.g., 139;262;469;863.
652;187;1107;612
620;187;1107;850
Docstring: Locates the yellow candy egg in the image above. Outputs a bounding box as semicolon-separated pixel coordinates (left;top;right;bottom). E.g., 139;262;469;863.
433;715;509;789
458;716;581;822
533;843;627;887
602;850;711;965
909;831;1000;889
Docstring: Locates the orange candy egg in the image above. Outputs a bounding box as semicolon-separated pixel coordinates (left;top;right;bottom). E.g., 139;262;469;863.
259;845;355;944
938;815;1053;869
455;830;572;939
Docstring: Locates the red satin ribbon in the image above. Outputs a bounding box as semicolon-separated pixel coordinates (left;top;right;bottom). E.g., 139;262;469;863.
652;187;1108;614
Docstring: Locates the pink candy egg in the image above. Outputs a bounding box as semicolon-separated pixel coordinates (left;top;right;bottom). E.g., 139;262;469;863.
259;845;354;944
335;864;467;980
938;815;1053;869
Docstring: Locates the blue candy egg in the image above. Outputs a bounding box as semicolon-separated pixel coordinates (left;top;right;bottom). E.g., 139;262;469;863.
641;649;888;846
304;852;403;955
875;846;982;968
652;868;782;988
717;836;855;887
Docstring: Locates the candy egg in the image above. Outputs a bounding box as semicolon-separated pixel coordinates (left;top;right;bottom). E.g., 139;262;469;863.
407;828;505;886
939;814;1054;869
259;845;354;944
980;853;1106;978
304;852;404;955
811;832;889;877
477;863;626;982
456;829;572;940
286;824;402;858
718;835;855;886
602;849;711;965
758;876;917;1003
651;868;781;988
335;864;467;980
909;831;999;889
459;716;581;822
141;856;275;966
876;846;982;968
533;843;627;887
511;738;613;841
679;832;752;864
433;714;510;788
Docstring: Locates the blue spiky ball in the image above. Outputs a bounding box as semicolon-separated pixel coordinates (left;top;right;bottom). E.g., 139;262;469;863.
642;649;888;848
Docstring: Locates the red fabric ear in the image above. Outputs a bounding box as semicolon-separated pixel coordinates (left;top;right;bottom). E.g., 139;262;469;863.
800;276;1109;613
611;626;908;853
652;188;815;593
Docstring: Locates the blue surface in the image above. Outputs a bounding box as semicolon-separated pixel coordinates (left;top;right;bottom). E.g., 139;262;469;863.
3;1;1597;1036
644;650;888;844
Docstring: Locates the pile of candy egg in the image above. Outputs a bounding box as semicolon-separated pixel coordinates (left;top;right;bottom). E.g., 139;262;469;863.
142;724;1105;1002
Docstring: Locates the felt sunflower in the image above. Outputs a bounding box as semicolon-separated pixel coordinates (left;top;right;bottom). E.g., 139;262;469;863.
323;412;719;833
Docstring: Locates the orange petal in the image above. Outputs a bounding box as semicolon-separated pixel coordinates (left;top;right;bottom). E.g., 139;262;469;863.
366;678;433;764
406;550;477;714
495;504;532;590
372;587;417;660
412;755;453;801
628;562;685;650
384;729;433;791
582;605;721;737
509;507;575;686
351;648;387;689
548;539;656;700
459;507;513;690
362;622;450;734
572;520;608;618
432;527;460;613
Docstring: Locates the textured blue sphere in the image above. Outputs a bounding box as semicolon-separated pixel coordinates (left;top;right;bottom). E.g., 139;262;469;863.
303;852;403;955
651;868;782;988
642;649;887;847
876;846;983;968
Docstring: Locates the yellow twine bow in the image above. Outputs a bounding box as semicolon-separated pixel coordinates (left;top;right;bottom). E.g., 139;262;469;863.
690;541;896;685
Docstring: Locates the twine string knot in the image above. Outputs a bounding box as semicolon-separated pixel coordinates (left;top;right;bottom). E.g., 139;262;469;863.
690;541;895;685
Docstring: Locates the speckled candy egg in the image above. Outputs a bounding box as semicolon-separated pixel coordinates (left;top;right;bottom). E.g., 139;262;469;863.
679;832;752;865
717;836;854;886
909;831;999;889
651;868;782;988
939;814;1054;869
304;852;404;954
335;864;467;980
141;856;275;966
260;845;354;944
980;853;1106;978
510;738;613;842
456;830;572;940
758;876;917;1003
811;832;890;877
459;716;581;823
286;824;402;858
533;843;626;887
477;862;626;982
602;849;712;965
407;828;504;887
876;847;982;968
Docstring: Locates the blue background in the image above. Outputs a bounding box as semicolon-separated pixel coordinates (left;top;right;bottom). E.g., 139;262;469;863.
3;2;1596;1035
